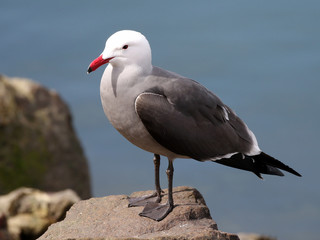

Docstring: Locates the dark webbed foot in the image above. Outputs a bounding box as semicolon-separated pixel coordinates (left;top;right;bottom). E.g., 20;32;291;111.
129;154;162;207
138;158;175;221
129;155;175;221
128;191;161;207
139;201;173;221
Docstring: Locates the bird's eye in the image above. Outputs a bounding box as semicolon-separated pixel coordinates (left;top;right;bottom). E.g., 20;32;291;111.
122;45;128;49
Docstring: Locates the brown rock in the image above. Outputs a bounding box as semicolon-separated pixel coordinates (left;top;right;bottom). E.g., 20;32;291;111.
39;186;239;240
0;75;91;199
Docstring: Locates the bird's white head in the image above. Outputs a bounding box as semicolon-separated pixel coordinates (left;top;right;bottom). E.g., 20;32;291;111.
87;30;152;74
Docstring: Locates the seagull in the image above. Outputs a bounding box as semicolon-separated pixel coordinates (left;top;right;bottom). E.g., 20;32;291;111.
87;30;301;221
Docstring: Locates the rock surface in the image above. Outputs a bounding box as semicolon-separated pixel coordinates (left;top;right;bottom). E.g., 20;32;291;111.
39;186;239;240
0;75;91;199
0;187;80;240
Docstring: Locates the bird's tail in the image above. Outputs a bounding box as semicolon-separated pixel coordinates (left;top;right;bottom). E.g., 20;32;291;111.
215;152;302;179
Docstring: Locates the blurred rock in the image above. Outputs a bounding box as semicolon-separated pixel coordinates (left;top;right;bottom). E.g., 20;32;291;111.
238;233;277;240
39;186;239;240
0;214;11;240
0;187;80;240
0;74;91;199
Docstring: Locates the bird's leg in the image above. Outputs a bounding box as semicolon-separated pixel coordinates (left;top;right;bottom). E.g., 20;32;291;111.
153;153;162;203
128;154;162;207
139;159;174;221
166;160;174;209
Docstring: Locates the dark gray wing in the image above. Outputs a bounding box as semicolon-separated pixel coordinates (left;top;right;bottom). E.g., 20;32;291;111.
135;78;255;160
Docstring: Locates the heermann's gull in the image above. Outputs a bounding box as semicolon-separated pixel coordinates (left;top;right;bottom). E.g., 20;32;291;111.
87;30;301;221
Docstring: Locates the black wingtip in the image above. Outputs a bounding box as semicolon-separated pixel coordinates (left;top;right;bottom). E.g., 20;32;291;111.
87;67;92;74
257;152;302;177
294;171;302;177
291;169;302;177
215;152;301;178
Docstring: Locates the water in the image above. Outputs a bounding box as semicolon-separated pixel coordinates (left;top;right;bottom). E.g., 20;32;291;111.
1;1;319;239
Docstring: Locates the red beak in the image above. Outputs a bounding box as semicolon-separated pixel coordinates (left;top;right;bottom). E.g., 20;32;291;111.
87;55;114;74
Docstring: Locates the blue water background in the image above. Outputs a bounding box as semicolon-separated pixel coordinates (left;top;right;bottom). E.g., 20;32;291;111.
1;1;319;239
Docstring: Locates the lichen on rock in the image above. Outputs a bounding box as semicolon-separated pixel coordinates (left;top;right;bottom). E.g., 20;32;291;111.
0;75;91;199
